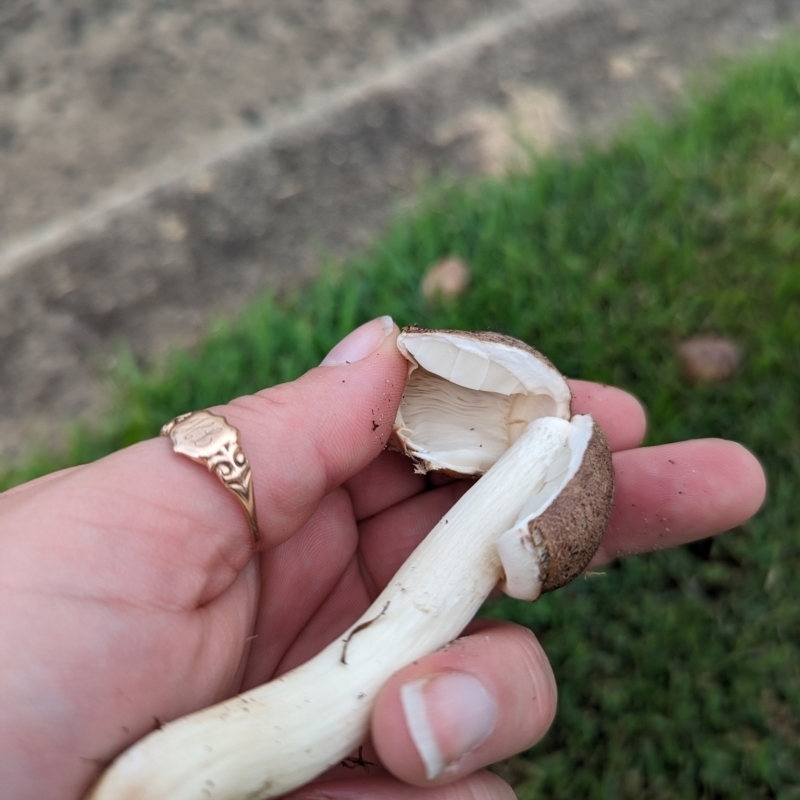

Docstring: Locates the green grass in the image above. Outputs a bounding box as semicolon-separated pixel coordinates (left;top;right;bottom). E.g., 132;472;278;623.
5;41;800;799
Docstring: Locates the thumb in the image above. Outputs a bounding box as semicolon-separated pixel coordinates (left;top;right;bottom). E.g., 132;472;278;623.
221;314;407;549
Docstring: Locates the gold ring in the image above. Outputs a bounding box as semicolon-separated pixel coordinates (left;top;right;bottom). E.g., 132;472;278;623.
160;410;260;547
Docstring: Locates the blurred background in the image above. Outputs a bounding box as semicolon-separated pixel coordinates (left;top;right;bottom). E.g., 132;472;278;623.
2;1;800;797
1;0;797;461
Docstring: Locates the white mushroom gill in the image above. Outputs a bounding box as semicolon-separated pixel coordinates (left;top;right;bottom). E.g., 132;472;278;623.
395;332;572;475
398;367;512;472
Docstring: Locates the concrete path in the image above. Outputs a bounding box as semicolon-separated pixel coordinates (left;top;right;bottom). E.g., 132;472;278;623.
2;0;798;461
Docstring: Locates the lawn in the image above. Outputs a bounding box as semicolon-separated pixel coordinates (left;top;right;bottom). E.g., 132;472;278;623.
4;40;800;800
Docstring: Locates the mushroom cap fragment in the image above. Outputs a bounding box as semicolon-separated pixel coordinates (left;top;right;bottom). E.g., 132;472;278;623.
495;414;614;600
392;327;614;601
392;327;573;476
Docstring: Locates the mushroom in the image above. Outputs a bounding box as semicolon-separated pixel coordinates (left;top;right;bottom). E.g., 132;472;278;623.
86;327;614;800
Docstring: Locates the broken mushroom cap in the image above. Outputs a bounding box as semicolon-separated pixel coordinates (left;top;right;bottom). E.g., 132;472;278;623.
495;414;614;600
392;326;573;476
392;326;614;600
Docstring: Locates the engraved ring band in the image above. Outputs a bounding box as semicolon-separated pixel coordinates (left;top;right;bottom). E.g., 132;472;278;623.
160;410;260;547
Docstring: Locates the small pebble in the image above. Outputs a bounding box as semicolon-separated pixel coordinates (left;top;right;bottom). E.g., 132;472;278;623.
421;257;471;300
678;336;741;383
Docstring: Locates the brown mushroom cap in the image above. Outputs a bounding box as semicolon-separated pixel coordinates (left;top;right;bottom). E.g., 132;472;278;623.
493;414;614;600
531;419;614;593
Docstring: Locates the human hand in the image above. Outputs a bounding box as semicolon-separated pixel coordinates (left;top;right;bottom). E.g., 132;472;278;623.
0;317;766;800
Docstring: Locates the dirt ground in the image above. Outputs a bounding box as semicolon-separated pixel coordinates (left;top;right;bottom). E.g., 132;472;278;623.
0;0;522;237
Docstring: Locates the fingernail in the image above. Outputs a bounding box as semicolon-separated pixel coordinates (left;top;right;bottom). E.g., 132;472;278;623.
320;316;395;367
400;672;497;780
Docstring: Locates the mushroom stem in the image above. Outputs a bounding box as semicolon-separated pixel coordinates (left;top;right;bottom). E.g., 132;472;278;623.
87;417;573;800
